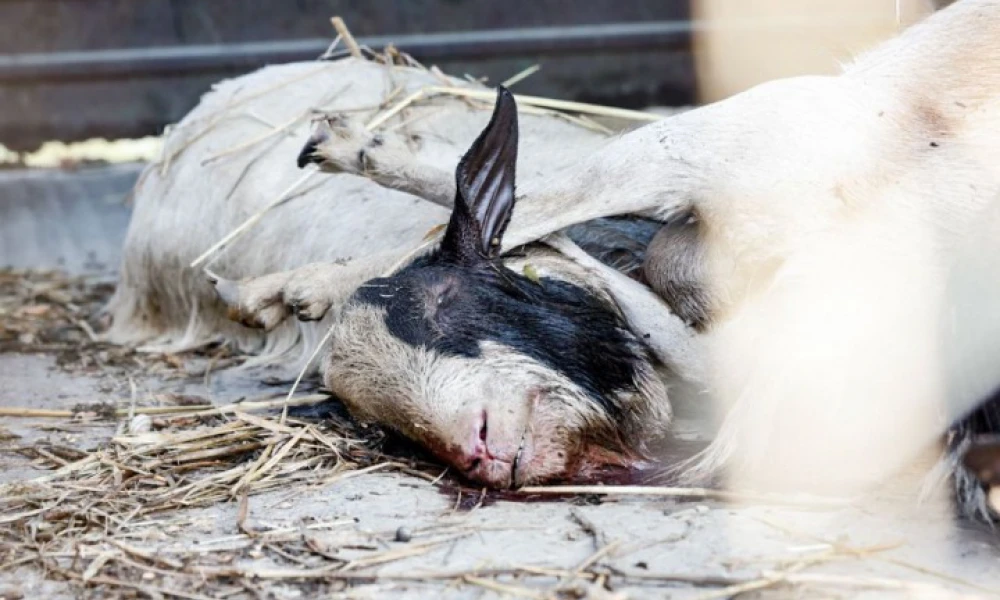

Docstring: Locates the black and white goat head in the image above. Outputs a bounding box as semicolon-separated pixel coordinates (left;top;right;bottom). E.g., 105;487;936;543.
321;89;671;488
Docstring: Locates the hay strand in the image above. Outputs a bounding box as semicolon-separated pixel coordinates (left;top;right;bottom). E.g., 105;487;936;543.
331;16;362;58
519;484;854;508
428;86;661;122
189;168;318;269
501;64;542;88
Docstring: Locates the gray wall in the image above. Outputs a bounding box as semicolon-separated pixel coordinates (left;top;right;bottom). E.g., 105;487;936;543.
0;0;695;150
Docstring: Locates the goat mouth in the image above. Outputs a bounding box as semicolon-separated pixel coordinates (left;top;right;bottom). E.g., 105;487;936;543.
510;387;546;489
510;427;527;489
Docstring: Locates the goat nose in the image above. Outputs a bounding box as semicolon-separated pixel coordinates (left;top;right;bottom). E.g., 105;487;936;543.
454;410;490;473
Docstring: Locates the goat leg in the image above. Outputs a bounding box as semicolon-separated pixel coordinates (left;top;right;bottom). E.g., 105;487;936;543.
299;111;700;249
542;233;706;384
209;255;397;331
298;114;456;208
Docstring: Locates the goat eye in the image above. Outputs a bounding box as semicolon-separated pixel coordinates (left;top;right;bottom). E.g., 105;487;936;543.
437;286;456;307
429;280;458;316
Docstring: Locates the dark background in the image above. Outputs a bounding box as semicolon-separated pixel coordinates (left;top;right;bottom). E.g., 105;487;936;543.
0;0;696;151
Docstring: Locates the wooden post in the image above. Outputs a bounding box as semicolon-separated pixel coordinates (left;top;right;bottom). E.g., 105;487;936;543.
690;0;937;103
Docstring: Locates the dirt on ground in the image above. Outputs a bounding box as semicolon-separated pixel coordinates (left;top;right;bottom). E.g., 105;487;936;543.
2;167;1000;599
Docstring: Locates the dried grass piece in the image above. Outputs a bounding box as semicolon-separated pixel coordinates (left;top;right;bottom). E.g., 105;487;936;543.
501;64;542;88
428;86;661;123
189;168;319;269
86;575;216;600
330;17;362;59
519;484;854;508
463;575;547;600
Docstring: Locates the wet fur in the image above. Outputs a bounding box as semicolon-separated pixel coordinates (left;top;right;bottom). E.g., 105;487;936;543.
353;258;647;419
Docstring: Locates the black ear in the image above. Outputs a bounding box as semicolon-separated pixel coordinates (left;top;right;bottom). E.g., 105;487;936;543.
439;86;519;264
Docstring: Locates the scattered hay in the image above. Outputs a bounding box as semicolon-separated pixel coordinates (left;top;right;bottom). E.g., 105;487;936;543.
0;394;452;598
0;268;240;378
1;269;114;354
0;398;402;535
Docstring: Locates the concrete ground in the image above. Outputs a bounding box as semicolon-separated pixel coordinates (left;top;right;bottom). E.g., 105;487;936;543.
2;165;1000;599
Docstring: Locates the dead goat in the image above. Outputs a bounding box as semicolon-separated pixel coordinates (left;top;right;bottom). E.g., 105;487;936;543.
107;55;685;487
311;90;674;487
218;92;687;488
223;0;1000;518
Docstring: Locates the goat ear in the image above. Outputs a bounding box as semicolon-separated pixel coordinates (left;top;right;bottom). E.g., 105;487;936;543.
440;86;519;264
